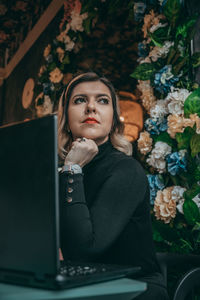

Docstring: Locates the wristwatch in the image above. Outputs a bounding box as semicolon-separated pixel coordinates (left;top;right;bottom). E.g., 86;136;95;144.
62;164;82;174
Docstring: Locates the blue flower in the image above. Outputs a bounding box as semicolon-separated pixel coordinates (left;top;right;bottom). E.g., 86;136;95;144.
43;82;55;95
145;117;168;135
159;0;167;8
138;42;148;58
166;150;187;176
147;174;165;204
154;65;179;94
134;2;146;22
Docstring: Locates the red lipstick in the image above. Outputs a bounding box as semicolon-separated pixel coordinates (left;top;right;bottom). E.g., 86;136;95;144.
83;118;99;124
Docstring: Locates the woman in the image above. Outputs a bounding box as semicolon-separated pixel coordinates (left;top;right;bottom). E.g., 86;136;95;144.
58;72;169;299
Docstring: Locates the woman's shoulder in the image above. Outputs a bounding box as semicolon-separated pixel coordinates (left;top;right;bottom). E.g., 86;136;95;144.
110;148;147;180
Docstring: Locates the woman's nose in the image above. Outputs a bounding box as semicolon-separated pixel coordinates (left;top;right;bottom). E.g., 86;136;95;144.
85;101;96;114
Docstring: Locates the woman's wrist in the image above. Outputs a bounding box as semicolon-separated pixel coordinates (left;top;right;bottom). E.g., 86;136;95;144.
62;164;82;174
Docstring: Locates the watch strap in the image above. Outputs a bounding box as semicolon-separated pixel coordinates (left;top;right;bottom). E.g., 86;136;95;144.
62;164;82;174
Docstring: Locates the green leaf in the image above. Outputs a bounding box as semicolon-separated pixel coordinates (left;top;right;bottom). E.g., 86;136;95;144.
192;222;200;243
179;238;194;253
152;228;164;242
47;62;57;72
175;127;195;150
154;132;175;148
130;63;157;80
194;164;200;181
190;134;200;157
62;55;70;65
184;88;200;118
183;199;200;225
149;25;170;47
176;17;197;40
163;0;181;27
152;219;179;242
191;52;200;68
184;184;200;201
83;14;94;34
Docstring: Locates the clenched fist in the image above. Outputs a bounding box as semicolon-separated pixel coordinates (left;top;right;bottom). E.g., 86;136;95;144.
64;138;98;167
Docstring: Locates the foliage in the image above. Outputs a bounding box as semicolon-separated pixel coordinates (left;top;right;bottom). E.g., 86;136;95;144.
35;0;200;254
135;0;200;254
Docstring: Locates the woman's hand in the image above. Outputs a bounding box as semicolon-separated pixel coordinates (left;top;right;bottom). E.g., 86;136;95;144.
64;138;98;167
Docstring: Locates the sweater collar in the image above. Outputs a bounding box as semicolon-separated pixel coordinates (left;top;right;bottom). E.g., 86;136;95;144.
83;139;113;169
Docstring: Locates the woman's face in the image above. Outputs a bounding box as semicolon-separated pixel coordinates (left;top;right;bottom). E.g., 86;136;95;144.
67;81;114;145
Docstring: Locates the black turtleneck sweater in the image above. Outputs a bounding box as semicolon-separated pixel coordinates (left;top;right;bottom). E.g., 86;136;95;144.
59;140;160;278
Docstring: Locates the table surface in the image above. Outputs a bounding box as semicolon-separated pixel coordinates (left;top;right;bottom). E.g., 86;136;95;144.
0;278;146;300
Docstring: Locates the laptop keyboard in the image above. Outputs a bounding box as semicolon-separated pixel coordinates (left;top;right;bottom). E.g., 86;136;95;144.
59;261;107;277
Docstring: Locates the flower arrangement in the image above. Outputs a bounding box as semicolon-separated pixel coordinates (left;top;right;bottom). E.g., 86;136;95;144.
35;0;91;116
133;0;200;254
35;0;200;254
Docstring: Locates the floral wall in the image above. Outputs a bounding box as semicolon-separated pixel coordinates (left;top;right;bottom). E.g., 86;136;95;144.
1;8;63;125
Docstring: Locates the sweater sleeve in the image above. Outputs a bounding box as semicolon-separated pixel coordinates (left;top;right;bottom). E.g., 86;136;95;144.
59;158;149;261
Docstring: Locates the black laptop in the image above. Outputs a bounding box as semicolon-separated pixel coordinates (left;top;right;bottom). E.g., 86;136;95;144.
0;114;140;290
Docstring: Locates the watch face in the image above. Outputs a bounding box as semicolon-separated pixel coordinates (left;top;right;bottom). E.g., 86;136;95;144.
22;78;35;109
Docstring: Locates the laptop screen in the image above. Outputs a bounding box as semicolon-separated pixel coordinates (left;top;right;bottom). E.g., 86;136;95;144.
0;115;60;278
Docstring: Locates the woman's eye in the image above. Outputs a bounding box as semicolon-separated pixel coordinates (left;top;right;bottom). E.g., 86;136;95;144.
98;98;109;104
74;97;86;104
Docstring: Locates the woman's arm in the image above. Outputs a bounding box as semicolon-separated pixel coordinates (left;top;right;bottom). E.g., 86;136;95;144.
60;158;148;261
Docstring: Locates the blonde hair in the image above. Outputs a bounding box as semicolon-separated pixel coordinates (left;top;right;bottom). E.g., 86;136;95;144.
57;72;132;160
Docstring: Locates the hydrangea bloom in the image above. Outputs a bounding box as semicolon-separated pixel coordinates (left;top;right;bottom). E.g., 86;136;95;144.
166;150;187;176
147;141;172;173
166;88;191;115
154;65;179;94
70;11;88;32
137;80;156;112
150;99;169;119
145;117;168;135
147;174;165;204
154;187;176;223
137;131;153;155
148;41;173;62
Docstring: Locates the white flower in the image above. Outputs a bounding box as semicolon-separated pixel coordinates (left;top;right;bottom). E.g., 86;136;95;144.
147;156;166;173
166;88;191;115
152;141;172;159
148;41;173;62
161;65;174;84
70;11;88;32
192;194;200;209
158;0;166;5
35;94;53;118
171;186;186;214
150;99;169;119
64;36;75;51
147;142;172;173
138;56;151;64
149;22;168;33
